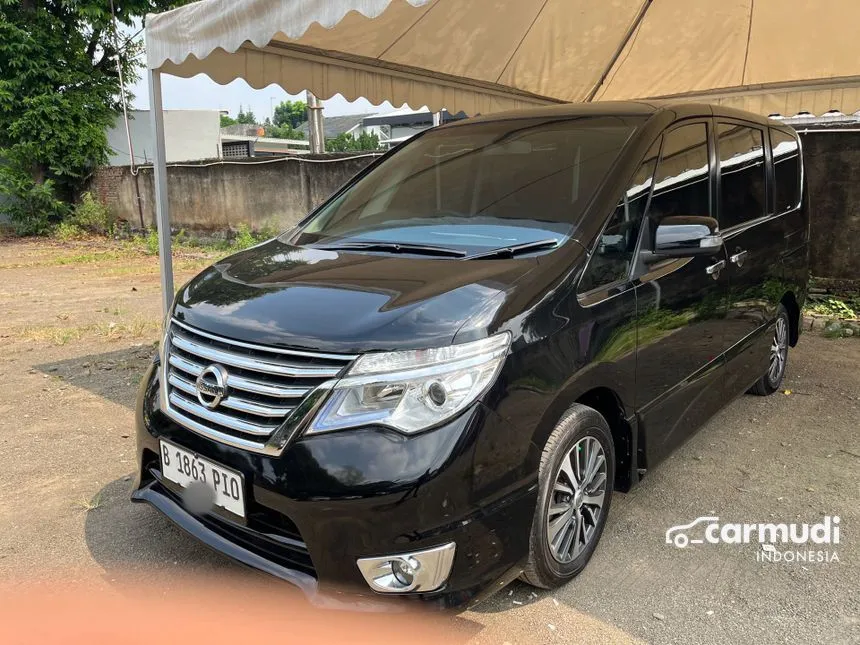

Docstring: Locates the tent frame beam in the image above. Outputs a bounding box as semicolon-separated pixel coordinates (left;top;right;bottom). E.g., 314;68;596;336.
645;74;860;101
256;41;562;108
586;0;654;102
147;68;174;318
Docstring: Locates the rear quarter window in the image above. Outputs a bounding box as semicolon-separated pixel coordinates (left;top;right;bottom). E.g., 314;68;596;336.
770;128;801;213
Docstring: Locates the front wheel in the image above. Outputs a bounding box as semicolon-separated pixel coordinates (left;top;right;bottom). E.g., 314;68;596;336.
749;305;790;396
521;404;615;589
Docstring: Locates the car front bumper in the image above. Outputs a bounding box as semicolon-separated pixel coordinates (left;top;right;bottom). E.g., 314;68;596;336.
132;362;537;609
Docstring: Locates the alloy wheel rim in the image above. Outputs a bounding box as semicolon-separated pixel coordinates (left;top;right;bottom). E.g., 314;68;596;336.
546;436;607;563
768;316;788;385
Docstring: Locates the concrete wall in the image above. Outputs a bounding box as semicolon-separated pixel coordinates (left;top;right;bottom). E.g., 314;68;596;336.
90;153;380;232
106;110;222;166
798;130;860;280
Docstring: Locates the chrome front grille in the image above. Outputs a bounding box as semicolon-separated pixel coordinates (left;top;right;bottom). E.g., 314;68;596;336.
161;319;355;453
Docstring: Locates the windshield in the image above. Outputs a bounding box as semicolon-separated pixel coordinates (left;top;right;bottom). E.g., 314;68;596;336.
290;115;643;256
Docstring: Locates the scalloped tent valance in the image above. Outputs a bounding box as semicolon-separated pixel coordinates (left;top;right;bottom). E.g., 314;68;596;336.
145;0;860;116
143;0;860;316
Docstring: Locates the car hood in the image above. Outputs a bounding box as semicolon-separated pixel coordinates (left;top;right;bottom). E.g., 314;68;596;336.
173;239;550;353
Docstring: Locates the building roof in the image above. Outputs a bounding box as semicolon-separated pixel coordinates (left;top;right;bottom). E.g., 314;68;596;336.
772;110;860;128
220;124;264;136
296;114;375;139
363;108;466;127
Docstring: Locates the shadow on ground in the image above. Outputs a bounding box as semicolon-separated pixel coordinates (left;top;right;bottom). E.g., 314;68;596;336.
83;476;484;640
467;580;553;613
83;475;238;584
34;344;157;410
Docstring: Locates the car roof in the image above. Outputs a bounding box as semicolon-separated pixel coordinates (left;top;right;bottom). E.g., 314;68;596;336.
453;100;780;129
461;101;660;124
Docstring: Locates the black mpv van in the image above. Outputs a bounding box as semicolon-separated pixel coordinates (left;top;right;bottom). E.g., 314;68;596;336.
133;102;808;609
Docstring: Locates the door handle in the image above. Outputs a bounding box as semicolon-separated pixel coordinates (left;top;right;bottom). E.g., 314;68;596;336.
705;259;725;279
730;249;748;266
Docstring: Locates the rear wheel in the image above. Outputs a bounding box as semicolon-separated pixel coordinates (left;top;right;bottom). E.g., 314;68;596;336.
749;304;790;396
521;404;614;589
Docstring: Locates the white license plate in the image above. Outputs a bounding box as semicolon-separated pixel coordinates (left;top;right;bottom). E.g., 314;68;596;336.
159;439;245;518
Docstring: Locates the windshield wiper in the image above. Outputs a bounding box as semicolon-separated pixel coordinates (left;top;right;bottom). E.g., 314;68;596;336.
466;238;560;260
319;241;467;258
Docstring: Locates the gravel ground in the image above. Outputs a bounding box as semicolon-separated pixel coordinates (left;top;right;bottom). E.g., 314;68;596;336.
0;238;857;644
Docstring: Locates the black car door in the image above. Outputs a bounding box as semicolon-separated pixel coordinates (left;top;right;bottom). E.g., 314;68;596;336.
632;120;730;467
715;120;786;396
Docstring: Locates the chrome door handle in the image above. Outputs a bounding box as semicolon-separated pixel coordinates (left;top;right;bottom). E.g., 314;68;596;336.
705;259;725;279
730;250;748;266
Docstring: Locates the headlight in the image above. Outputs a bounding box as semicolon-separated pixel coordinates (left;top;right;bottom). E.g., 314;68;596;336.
308;332;511;435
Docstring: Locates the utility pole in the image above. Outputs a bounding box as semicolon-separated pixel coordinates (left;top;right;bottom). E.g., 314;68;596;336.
306;90;325;154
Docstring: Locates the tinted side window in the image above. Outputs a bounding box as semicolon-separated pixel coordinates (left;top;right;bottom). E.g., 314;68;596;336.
717;123;766;229
771;128;801;213
648;123;711;227
578;141;660;293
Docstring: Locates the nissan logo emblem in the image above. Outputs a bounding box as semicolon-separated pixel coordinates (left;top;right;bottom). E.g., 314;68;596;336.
195;364;229;409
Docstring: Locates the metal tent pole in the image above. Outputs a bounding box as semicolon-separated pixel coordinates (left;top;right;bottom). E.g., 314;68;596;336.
306;90;325;153
148;69;174;319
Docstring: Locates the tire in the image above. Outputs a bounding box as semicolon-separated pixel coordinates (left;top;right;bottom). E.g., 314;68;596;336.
749;304;790;396
521;403;615;589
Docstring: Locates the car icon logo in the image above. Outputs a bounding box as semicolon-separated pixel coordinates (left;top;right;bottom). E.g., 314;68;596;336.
665;516;719;548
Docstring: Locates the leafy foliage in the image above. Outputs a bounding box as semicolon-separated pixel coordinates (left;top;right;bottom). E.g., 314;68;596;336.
219;114;237;128
326;131;381;152
0;0;189;233
54;220;86;240
0;148;67;234
69;191;116;234
266;123;304;140
809;298;857;320
236;106;257;125
273;100;307;129
232;223;259;250
145;227;160;254
137;224;272;256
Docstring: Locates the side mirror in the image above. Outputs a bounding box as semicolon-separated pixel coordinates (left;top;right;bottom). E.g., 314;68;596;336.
654;215;723;258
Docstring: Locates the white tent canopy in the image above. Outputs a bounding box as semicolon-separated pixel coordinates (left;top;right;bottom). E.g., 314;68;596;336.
147;0;860;117
144;0;860;314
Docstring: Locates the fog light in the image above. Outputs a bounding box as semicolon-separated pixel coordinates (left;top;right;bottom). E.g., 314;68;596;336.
356;543;456;594
391;557;417;586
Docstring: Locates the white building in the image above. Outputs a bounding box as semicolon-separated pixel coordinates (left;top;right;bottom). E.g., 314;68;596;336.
360;107;464;148
106;109;222;165
295;107;467;149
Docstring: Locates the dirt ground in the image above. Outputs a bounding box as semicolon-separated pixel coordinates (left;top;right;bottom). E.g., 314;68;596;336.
0;238;857;644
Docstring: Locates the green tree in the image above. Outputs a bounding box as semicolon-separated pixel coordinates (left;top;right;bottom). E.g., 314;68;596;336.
266;123;304;140
325;131;381;152
0;0;190;234
220;114;237;128
236;106;256;125
273;100;307;129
